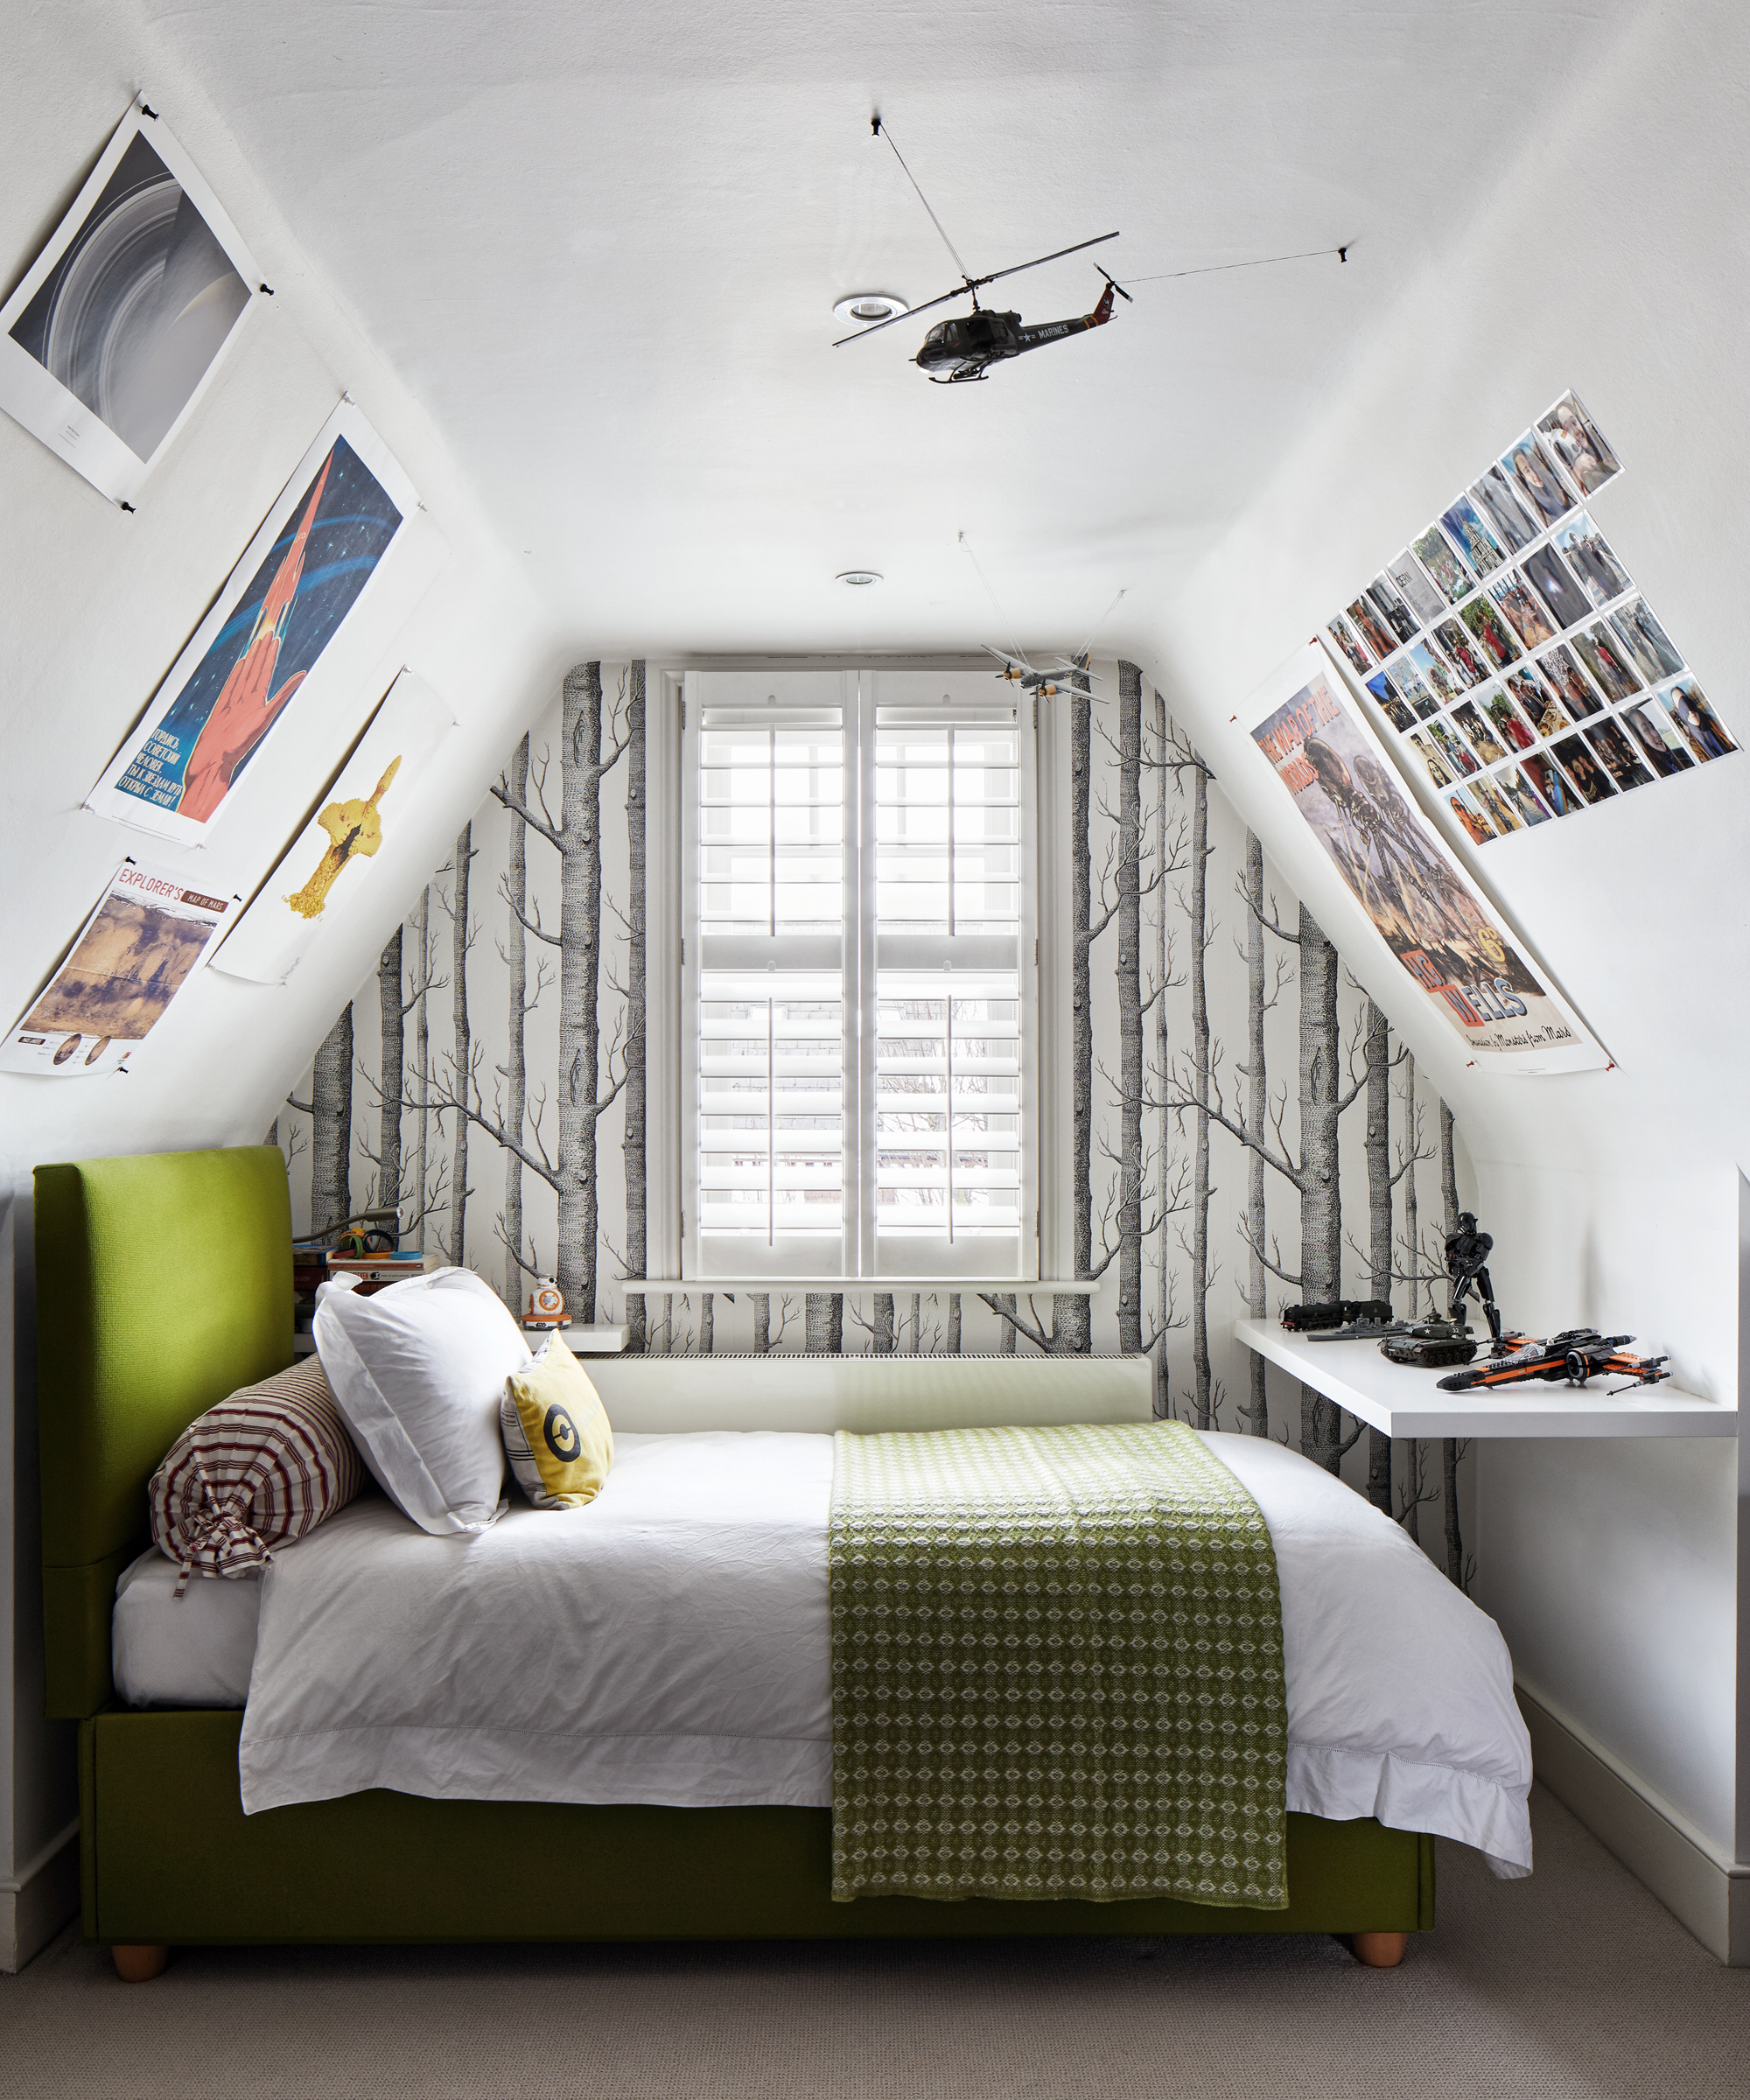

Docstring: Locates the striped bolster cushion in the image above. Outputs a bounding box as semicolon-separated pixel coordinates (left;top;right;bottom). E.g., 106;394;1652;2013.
149;1356;365;1597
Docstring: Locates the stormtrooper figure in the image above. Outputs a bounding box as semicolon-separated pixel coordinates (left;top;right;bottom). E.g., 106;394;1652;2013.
1445;1213;1505;1348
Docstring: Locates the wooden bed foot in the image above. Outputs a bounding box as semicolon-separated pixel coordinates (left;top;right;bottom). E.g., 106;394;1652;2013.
111;1943;170;1983
1350;1931;1408;1969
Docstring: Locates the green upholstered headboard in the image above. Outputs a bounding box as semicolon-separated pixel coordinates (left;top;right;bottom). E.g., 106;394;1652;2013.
35;1145;293;1718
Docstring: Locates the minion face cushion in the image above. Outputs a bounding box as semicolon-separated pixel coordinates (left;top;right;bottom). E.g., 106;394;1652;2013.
500;1335;614;1509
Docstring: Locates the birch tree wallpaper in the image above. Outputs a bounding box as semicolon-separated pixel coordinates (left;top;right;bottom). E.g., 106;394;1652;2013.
277;658;1478;1581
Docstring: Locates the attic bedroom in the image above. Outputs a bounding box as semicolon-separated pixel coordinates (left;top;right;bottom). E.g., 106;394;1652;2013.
4;1;1747;2091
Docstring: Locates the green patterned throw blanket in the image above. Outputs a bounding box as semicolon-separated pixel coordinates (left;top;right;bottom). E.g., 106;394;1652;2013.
829;1421;1288;1906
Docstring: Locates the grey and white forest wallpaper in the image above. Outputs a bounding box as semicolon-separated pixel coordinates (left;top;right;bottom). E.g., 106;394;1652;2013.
276;658;1479;1586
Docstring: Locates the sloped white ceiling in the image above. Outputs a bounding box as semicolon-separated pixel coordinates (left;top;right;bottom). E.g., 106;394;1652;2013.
131;0;1643;654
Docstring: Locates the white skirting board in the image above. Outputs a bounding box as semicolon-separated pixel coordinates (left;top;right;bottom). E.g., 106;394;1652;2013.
0;1819;78;1974
1518;1682;1750;1964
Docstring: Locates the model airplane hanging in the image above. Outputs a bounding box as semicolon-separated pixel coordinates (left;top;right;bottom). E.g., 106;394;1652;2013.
836;116;1130;383
982;645;1102;696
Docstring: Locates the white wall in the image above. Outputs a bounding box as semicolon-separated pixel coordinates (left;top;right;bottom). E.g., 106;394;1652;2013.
1108;1;1750;1861
0;8;564;1963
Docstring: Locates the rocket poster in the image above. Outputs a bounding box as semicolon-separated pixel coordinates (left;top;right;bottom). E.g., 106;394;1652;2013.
212;669;453;985
1247;641;1604;1071
88;402;416;843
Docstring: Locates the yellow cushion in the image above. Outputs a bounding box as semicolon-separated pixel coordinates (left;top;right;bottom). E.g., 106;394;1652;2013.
500;1337;614;1509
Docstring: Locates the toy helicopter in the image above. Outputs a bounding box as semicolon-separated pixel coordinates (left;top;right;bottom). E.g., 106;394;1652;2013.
836;116;1130;383
1436;1330;1670;1394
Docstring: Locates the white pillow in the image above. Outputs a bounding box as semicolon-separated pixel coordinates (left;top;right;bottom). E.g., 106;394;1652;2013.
313;1266;529;1534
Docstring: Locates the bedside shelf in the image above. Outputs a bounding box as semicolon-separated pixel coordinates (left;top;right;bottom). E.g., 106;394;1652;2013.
1233;1319;1735;1438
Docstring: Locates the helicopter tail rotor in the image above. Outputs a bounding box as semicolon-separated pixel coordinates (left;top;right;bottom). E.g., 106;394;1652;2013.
1095;264;1133;304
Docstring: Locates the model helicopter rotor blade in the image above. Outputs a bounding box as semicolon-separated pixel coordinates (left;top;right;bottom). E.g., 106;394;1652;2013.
832;280;976;347
970;231;1121;294
1095;264;1133;303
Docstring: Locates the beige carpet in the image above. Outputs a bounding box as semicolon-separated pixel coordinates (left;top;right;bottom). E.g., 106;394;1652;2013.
4;1785;1747;2099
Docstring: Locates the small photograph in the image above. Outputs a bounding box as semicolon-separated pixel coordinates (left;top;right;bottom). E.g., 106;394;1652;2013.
1520;543;1593;634
1572;622;1644;702
1432;617;1492;689
1503;663;1569;741
1393;656;1440;719
1536;641;1605;719
1408;638;1466;709
1536;388;1622;500
1385;549;1447;628
1470;466;1541;554
1452;698;1508;765
1482;684;1536;752
1470;771;1523;835
1551;733;1616;804
1326;614;1375;676
1365;668;1417;732
1428;715;1480;778
1438;494;1508;578
1488;570;1558;651
1412;523;1474;606
1346;596;1397;662
1618;701;1694;779
1365;575;1420;648
1522;750;1584;816
1406;730;1455;789
1502;430;1576;528
1446;786;1497;844
1550;512;1632;608
1586;717;1655;793
1493;762;1554;828
1607;597;1684;684
1658;678;1737;760
1457;593;1523;672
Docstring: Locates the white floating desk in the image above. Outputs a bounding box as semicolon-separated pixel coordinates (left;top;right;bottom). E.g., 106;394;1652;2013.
1234;1318;1735;1439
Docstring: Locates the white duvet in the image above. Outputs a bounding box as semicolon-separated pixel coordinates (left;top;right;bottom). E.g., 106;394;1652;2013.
217;1429;1532;1874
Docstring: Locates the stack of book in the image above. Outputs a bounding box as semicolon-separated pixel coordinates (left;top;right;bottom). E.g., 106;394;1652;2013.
293;1249;433;1343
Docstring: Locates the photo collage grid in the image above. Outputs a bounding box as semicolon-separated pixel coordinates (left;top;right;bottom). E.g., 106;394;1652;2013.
1325;392;1734;844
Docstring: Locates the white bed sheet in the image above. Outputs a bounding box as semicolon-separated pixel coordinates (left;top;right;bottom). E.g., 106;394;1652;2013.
216;1428;1531;1872
115;1550;261;1708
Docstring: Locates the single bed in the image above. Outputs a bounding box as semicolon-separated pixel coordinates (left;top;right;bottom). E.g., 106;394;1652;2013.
40;1146;1528;1970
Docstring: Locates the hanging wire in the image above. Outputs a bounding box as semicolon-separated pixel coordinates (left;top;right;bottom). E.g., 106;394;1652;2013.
957;531;1026;666
1071;587;1127;667
1121;242;1350;286
873;116;972;282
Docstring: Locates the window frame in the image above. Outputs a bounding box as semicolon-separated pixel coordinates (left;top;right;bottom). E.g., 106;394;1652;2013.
678;665;1040;1289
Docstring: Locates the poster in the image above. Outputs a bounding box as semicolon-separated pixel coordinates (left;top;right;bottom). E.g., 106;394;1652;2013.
87;400;416;844
0;101;261;503
212;671;454;984
1247;640;1605;1072
0;859;232;1076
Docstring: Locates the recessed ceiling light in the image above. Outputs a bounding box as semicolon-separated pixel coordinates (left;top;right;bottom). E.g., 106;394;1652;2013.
832;293;908;327
836;570;883;587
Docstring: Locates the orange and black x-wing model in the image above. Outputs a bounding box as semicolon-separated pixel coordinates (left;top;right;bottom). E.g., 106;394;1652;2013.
1436;1328;1670;1393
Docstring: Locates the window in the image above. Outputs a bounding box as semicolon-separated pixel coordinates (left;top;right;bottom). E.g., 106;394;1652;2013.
682;669;1037;1285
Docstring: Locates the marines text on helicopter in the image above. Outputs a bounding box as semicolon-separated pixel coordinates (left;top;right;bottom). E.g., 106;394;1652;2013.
836;116;1130;383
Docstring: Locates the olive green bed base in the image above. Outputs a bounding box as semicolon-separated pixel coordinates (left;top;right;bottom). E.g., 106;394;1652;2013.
43;1145;1433;1950
81;1709;1433;1946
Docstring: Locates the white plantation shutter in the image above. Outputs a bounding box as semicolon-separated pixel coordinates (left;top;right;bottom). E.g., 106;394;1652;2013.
873;709;1026;1265
683;668;1036;1285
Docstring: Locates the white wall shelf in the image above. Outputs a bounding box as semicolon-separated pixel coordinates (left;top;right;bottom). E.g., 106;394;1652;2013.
1234;1319;1736;1439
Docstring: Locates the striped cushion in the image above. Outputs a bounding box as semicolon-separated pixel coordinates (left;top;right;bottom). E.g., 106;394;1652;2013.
149;1357;365;1596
